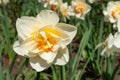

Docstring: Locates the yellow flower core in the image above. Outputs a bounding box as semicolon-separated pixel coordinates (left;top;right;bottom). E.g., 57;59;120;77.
111;6;120;19
73;2;84;14
33;27;61;52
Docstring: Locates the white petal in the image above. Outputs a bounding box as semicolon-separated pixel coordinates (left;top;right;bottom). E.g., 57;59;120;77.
109;17;116;23
36;10;59;27
54;47;69;65
16;16;41;40
39;51;57;63
107;33;114;49
114;33;120;48
108;1;114;7
58;0;63;5
13;41;29;57
117;18;120;32
29;56;51;72
76;14;81;18
13;39;37;57
95;42;104;50
83;3;91;14
103;10;108;16
101;48;107;56
56;23;77;44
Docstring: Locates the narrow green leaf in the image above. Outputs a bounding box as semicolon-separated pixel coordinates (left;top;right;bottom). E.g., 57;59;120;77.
35;72;40;80
6;68;11;80
13;58;27;80
51;66;58;80
0;42;4;80
111;60;120;80
69;26;92;80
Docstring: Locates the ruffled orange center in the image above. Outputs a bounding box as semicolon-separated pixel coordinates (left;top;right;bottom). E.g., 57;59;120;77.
50;4;58;11
111;6;120;19
73;2;84;14
32;27;60;52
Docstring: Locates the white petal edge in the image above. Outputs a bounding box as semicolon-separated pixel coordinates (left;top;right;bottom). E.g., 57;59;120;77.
16;16;41;40
13;39;37;57
107;33;114;49
13;41;29;57
29;56;52;72
101;48;107;56
113;32;120;48
55;23;77;43
39;51;57;64
54;47;69;65
117;18;120;32
36;10;59;27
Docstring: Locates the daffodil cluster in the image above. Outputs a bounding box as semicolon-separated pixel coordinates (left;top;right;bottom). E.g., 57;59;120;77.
38;0;91;20
98;1;120;57
13;10;77;72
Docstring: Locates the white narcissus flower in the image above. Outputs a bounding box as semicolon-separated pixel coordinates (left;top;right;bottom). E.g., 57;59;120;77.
58;0;72;21
13;10;77;72
38;0;58;11
98;33;120;57
59;2;69;18
70;0;91;19
0;0;9;4
103;1;120;23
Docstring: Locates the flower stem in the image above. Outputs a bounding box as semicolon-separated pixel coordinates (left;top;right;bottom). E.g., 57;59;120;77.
35;72;40;80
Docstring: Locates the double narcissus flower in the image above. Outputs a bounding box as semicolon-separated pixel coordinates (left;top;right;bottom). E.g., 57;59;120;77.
103;1;120;23
70;0;91;19
97;32;120;57
59;2;70;18
13;10;77;72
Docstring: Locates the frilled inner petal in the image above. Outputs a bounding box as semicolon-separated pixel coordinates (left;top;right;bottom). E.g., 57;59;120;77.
32;26;61;52
111;6;120;19
30;25;72;63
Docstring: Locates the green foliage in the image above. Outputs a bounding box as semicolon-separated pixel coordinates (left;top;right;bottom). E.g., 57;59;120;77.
0;0;120;80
